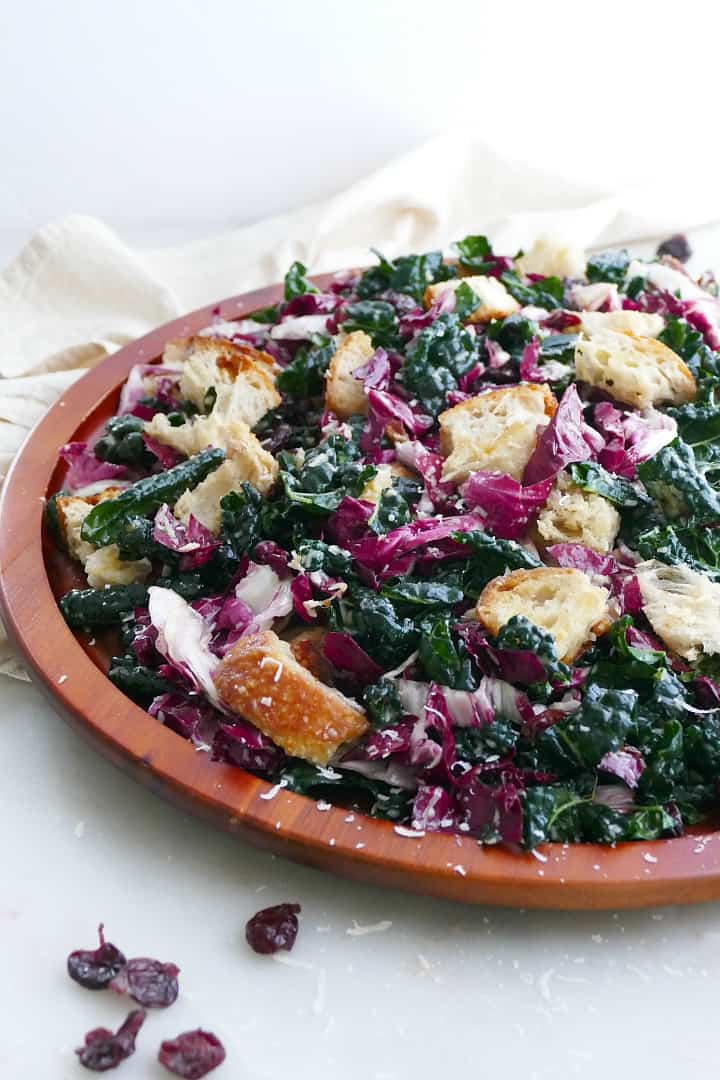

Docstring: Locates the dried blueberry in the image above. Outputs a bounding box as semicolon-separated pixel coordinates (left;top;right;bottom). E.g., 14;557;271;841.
76;1007;145;1071
110;956;180;1007
67;924;127;991
245;902;301;955
158;1029;226;1078
656;233;692;262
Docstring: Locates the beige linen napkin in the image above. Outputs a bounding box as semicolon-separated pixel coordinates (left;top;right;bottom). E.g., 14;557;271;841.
2;133;720;678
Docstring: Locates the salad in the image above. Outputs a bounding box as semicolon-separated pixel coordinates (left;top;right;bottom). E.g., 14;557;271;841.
50;232;720;850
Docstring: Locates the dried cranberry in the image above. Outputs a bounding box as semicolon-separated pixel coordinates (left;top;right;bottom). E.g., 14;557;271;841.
67;924;127;990
656;233;692;262
76;1008;145;1071
110;957;180;1007
245;903;301;954
158;1029;226;1078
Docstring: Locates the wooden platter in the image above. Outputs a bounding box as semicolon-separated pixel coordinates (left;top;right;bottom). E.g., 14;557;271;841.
2;276;720;909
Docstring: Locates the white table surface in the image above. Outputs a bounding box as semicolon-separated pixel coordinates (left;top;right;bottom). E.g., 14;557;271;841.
4;222;720;1080
3;659;720;1080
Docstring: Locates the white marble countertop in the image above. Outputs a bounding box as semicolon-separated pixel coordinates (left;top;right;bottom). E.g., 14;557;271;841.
4;672;720;1080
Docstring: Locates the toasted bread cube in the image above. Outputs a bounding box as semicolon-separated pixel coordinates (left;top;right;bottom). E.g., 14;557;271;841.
213;630;368;765
514;236;586;280
476;567;609;663
424;276;521;324
359;462;415;504
174;452;278;533
535;474;620;554
55;487;125;566
575;330;696;408
164;336;280;428
439;384;557;484
636;560;720;661
84;545;151;589
324;331;374;419
575;310;665;337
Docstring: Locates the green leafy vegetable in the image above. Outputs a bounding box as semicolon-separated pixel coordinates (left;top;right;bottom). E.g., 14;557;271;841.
283;261;318;300
637;438;720;522
80;448;225;548
279;436;377;516
534;683;637;773
94;415;154;468
496;616;570;684
569;461;650;507
417;616;475;690
108;656;176;702
381;580;464;610
637;522;720;581
60;583;150;629
402;313;479;415
453;234;497;273
341;301;399;348
362;679;404;729
276;337;335;398
501;271;564;310
356;249;455;302
369;483;414;535
586;249;630;285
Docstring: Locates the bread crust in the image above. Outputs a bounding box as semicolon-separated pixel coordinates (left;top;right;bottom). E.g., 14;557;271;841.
324;331;374;418
439;383;557;484
213;630;368;765
165;336;280;428
476;566;610;663
575;329;696;408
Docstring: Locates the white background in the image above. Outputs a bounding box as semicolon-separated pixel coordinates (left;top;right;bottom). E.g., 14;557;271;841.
4;4;720;1079
3;0;720;259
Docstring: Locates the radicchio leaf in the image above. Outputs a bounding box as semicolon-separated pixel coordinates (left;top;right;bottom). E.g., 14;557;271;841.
59;442;128;492
461;471;553;539
523;384;603;485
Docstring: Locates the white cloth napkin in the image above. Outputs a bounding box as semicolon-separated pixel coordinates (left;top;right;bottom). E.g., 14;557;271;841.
3;132;720;679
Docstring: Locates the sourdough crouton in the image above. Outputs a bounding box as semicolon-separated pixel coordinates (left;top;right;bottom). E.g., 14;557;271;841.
636;560;720;661
439;384;557;484
165;336;280;428
55;488;150;587
359;462;415;504
575;310;665;338
84;545;151;589
424;276;521;324
575;330;696;408
324;331;374;418
213;630;368;765
535;473;620;554
514;236;586;280
476;567;609;663
173;437;278;533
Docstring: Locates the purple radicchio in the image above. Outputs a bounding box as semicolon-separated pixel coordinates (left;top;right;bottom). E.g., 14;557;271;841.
523;384;603;485
118;364;181;418
461;471;553;540
59;441;128;492
212;719;284;775
149;692;222;747
322;632;383;684
153;505;219;569
594;402;677;478
599;747;646;788
546;543;642;616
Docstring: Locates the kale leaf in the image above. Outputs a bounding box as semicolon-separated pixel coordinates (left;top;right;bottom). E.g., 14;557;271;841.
283;261;318;300
341;301;399;348
585;249;630;285
276;337;335;398
637;438;720;522
569;461;650;507
402;313;479;415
